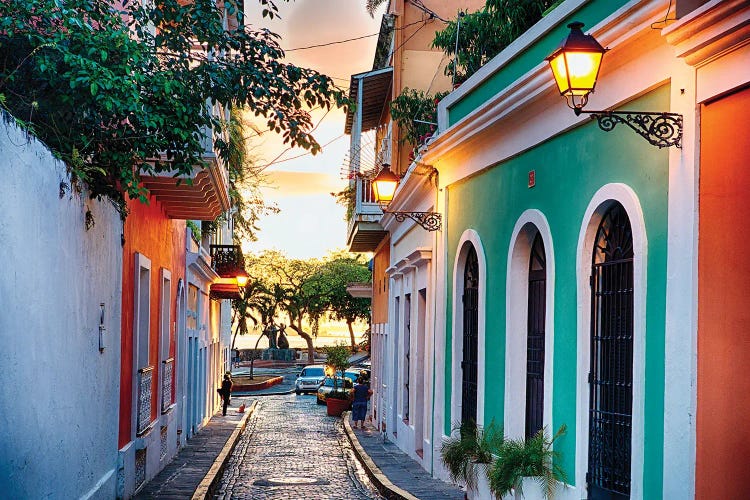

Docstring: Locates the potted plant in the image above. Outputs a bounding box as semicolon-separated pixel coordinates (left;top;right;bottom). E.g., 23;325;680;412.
441;420;503;497
322;343;351;417
488;424;567;499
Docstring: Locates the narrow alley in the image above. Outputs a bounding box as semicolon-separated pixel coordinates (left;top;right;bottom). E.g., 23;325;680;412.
214;394;383;500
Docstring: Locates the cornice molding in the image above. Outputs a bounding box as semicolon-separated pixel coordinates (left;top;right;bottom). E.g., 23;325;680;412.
663;0;750;67
423;0;667;183
187;250;219;283
387;247;432;277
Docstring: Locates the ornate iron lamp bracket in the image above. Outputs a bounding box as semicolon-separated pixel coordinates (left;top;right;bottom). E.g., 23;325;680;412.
386;211;442;231
581;110;683;148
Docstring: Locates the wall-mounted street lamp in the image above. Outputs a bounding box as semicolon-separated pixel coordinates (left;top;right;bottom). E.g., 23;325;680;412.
372;164;442;232
546;22;682;148
235;269;249;288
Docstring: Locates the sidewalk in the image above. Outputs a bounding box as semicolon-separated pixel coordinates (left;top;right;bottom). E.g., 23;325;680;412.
344;416;466;500
135;399;255;499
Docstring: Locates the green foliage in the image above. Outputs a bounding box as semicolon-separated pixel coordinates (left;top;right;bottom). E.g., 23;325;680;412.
332;184;356;222
390;88;448;151
433;0;559;83
366;0;389;17
323;342;351;393
441;420;505;490
320;253;371;325
488;424;567;499
244;251;370;360
224;109;279;243
186;220;201;242
0;0;347;211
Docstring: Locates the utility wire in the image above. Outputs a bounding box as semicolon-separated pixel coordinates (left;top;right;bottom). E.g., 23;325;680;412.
284;19;424;52
264;133;346;168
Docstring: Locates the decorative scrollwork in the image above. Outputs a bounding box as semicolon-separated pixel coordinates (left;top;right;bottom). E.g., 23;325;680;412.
390;211;442;231
588;111;682;148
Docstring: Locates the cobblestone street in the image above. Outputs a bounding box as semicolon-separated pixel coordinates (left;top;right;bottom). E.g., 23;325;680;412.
214;394;384;500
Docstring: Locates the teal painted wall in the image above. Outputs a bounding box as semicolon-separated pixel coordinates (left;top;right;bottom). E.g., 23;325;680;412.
447;0;630;126
443;88;669;498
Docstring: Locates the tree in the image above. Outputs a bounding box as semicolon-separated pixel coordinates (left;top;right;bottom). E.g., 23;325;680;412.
0;0;347;212
366;0;389;17
322;255;372;353
246;251;326;364
245;251;372;363
224;109;280;244
323;343;351;394
433;0;559;83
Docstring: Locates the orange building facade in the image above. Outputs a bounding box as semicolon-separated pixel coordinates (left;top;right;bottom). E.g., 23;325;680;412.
696;86;750;499
118;194;186;496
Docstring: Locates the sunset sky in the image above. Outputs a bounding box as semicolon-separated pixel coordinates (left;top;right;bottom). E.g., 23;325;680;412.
243;1;385;259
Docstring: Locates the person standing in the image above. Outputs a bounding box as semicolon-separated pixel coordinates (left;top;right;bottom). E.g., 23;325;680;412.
351;376;372;429
220;372;233;416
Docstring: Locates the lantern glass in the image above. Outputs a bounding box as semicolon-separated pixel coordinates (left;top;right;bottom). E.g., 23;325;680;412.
235;273;249;288
372;165;400;205
546;22;605;108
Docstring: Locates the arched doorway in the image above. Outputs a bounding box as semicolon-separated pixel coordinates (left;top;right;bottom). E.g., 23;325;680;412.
587;202;634;499
461;245;479;424
525;233;546;439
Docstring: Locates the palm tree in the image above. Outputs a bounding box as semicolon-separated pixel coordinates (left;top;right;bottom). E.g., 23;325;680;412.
366;0;388;17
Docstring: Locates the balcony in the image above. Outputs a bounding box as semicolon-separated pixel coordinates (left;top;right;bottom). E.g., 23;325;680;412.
141;125;231;221
208;244;246;300
344;67;393;253
347;176;387;252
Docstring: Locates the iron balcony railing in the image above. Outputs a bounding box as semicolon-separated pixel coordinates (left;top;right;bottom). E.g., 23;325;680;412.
161;358;174;414
209;244;244;277
137;366;154;435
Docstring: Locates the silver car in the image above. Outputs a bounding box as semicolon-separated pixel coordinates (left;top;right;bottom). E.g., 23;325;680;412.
295;364;326;395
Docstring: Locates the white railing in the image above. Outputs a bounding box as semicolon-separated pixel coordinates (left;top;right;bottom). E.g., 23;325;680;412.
137;366;154;435
355;176;383;214
161;358;174;414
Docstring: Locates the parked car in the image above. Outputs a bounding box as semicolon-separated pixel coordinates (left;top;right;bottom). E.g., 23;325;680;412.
295;364;326;395
343;368;371;384
316;376;354;405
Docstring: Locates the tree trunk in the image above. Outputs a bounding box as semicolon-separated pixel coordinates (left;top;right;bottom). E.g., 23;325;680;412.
347;319;357;353
287;315;315;364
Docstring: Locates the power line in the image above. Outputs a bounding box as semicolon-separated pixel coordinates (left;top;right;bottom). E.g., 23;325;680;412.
284;19;424;52
263;133;347;168
285;33;379;52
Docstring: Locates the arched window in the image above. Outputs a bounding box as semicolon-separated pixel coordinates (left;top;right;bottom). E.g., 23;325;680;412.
526;233;546;439
587;202;634;499
461;245;479;424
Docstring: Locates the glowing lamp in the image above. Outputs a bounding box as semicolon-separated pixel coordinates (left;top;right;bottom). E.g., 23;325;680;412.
371;164;399;204
235;270;249;288
546;22;605;114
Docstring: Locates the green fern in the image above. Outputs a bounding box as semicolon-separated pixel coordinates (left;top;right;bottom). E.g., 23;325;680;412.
488;424;567;499
441;420;504;490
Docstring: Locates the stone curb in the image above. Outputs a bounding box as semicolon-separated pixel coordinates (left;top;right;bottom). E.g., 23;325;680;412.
342;411;420;500
191;400;258;500
232;375;283;391
232;387;295;397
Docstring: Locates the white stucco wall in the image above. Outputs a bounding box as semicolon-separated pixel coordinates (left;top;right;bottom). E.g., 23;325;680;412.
0;118;123;499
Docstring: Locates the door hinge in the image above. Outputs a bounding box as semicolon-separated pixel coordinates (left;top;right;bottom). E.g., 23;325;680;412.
587;372;593;383
589;275;594;287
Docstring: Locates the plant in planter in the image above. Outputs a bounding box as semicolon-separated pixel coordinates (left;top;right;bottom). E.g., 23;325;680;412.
441;420;504;492
323;343;351;416
488;424;567;499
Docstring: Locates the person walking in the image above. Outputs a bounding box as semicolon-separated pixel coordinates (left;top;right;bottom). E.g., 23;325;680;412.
351;376;372;429
219;372;233;416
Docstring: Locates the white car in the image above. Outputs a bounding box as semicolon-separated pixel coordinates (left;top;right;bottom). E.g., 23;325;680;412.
295;364;326;395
